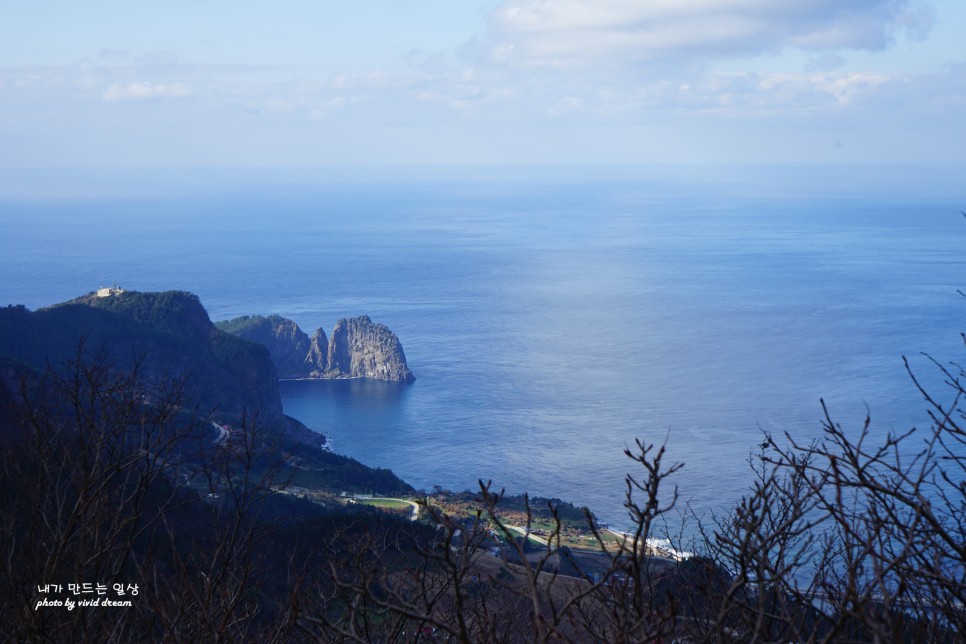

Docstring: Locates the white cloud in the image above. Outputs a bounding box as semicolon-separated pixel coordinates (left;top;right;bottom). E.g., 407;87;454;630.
811;71;893;106
490;0;936;67
512;68;904;119
102;81;190;102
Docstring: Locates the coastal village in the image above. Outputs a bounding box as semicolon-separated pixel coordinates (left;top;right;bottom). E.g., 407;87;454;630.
273;472;687;586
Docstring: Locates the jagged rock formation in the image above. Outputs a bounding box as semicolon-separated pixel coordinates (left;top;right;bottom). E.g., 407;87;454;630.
325;315;414;382
217;314;414;383
306;328;329;377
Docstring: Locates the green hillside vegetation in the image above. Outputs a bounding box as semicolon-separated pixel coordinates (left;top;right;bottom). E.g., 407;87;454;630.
214;314;274;335
73;289;216;343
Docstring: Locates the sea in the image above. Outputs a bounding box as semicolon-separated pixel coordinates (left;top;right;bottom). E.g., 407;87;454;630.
2;163;965;530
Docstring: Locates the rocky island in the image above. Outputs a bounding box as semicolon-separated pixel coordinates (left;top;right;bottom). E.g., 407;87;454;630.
216;313;414;383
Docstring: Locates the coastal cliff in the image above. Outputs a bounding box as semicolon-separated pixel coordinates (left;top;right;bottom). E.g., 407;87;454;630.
306;327;329;376
216;314;414;383
0;290;286;427
325;315;414;382
215;314;317;379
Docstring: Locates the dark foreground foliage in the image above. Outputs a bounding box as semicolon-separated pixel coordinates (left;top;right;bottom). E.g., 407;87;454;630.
1;340;964;642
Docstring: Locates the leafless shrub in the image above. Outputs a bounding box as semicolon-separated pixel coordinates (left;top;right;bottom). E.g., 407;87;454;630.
0;344;294;642
3;330;964;642
307;353;965;642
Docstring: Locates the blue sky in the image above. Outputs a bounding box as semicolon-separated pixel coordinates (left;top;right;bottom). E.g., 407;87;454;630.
1;0;964;167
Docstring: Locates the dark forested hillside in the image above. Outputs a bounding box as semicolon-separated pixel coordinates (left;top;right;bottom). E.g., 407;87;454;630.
0;291;285;425
0;348;417;641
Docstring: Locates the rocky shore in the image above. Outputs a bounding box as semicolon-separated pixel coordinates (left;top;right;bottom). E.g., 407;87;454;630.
216;313;414;383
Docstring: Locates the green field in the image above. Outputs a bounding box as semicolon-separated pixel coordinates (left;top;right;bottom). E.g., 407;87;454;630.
357;498;413;511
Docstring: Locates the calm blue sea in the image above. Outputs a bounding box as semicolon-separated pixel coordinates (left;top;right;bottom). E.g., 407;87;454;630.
2;164;964;528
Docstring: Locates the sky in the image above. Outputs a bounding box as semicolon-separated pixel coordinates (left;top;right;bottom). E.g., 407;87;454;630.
1;0;964;167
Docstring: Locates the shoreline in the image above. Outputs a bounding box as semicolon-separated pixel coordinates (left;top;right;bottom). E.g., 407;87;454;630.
278;375;409;383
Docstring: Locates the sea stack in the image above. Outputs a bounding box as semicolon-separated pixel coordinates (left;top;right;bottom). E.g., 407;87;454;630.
216;313;414;383
325;315;414;383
